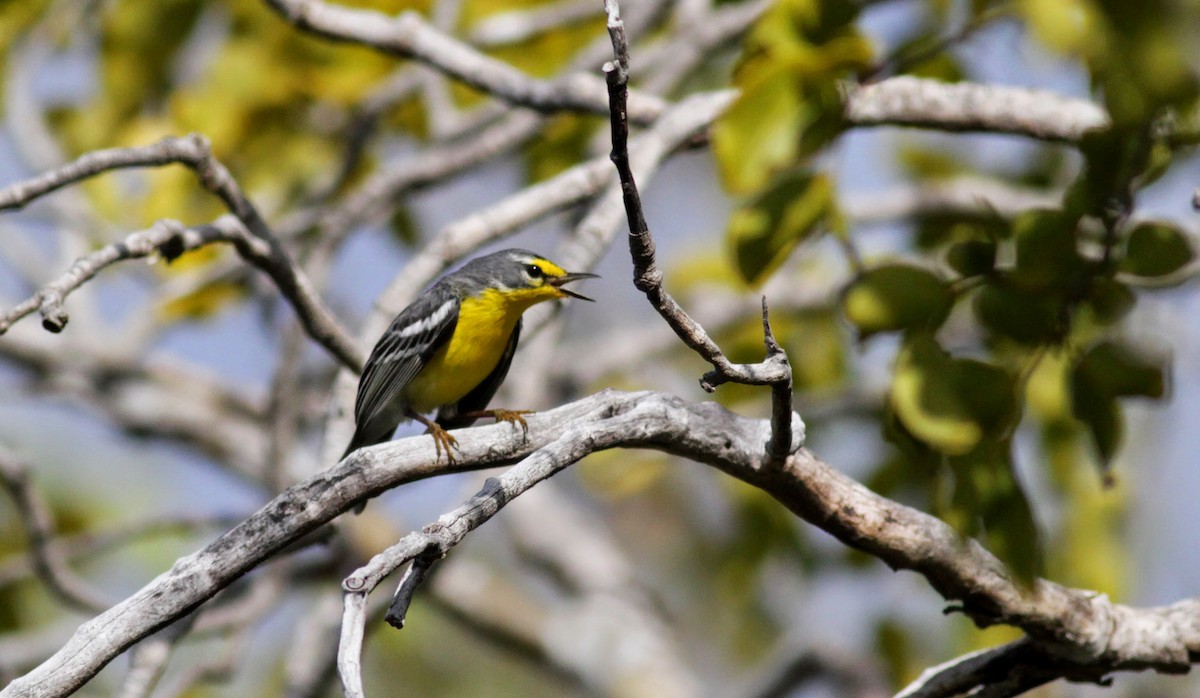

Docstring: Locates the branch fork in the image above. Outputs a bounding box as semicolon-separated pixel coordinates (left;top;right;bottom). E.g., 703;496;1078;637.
0;134;362;371
603;0;798;463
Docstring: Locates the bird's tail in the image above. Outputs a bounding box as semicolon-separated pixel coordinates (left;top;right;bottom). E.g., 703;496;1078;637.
340;430;365;462
340;429;373;514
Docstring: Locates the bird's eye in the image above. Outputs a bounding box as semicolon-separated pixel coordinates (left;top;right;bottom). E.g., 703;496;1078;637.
525;264;544;279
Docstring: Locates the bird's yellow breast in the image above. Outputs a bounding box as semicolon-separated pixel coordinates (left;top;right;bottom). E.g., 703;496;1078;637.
401;287;555;413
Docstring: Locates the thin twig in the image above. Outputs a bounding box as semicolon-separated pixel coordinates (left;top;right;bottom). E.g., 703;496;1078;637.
261;0;667;124
384;549;440;629
339;427;621;692
0;514;241;591
0;218;252;334
0;445;111;613
602;0;796;461
469;0;601;47
895;639;1071;698
0;135;362;370
114;613;201;698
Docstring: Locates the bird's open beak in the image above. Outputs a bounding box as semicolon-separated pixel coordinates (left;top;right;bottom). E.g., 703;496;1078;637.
549;272;599;301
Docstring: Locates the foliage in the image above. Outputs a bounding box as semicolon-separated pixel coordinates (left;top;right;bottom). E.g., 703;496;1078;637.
710;0;1199;591
1;0;1199;695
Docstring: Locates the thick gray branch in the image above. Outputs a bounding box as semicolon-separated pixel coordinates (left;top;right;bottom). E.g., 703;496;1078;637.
3;390;1198;697
262;0;667;123
844;76;1109;142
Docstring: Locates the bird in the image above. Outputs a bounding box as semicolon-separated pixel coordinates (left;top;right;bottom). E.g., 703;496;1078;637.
341;248;597;470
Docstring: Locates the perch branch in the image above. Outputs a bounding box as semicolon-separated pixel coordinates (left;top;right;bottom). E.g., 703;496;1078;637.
0;135;362;371
3;390;1198;698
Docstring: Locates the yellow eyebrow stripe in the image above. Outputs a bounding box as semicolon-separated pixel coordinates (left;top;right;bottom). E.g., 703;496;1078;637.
531;258;567;277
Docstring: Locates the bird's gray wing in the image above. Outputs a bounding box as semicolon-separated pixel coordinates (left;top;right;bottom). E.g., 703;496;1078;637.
345;287;459;455
437;318;520;430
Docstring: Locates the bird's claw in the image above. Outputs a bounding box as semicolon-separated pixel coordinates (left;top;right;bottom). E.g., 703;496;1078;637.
427;423;461;464
490;409;532;439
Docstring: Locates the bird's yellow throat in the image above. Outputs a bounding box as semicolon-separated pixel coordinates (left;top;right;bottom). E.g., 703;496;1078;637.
400;287;558;412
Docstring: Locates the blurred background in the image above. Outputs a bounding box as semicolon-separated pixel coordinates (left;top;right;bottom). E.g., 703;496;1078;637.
1;0;1198;696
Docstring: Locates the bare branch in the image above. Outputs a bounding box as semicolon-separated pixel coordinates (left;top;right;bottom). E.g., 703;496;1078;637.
393;88;735;308
0;514;240;593
426;586;595;693
261;0;668;124
603;0;794;461
468;0;601;47
496;485;698;694
301;110;546;246
336;592;368;698
338;407;712;693
2;390;785;697
895;639;1067;698
636;0;770;95
279;0;667;246
5;390;1200;696
734;640;888;698
0;445;111;613
114;614;200;698
0;218;254;335
319;86;737;464
0;326;271;481
0;135;363;370
283;591;343;698
156;625;253;698
842;177;1064;224
844;76;1110;142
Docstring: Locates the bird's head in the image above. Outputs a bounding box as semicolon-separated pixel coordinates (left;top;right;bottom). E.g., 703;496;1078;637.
467;249;598;307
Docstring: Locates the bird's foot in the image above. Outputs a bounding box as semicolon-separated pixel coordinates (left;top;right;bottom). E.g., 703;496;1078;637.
408;409;461;464
457;408;534;439
426;422;461;463
487;409;533;439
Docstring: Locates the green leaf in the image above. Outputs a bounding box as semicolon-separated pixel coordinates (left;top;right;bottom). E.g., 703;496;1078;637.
1073;393;1123;465
1082;278;1135;325
712;63;804;194
1092;1;1199;120
524;114;599;183
1065;125;1150;218
1019;0;1096;56
896;145;966;181
714;0;870;194
1073;341;1166;400
956;360;1021;437
892;337;981;455
914;214;1009;251
946;441;1043;584
727;171;836;284
1120;221;1195;278
974;284;1063;345
1071;340;1167;464
889;335;1019;455
1011;209;1084;291
946;239;997;277
841;264;953;337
